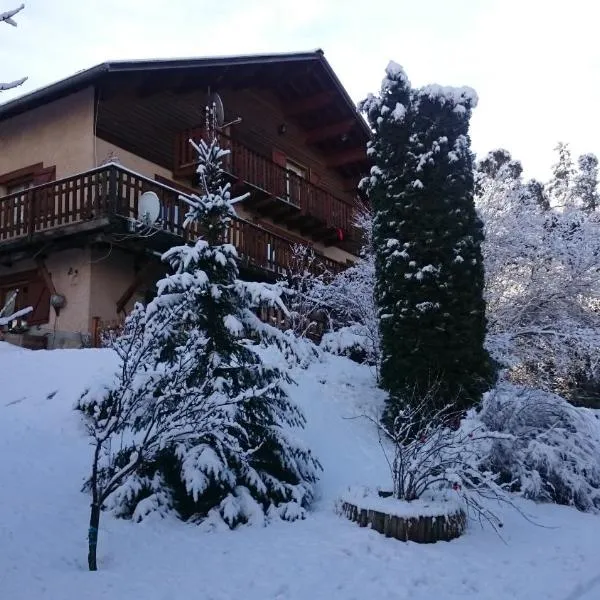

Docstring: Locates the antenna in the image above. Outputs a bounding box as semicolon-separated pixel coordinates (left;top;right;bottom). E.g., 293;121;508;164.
137;191;161;226
205;89;242;133
207;92;225;127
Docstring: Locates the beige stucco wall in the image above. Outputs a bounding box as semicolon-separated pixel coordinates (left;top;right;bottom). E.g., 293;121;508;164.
0;247;92;342
94;138;172;180
89;247;137;323
0;87;95;179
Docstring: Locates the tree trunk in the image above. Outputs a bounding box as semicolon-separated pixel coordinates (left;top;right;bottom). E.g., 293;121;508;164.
88;442;102;571
88;502;100;571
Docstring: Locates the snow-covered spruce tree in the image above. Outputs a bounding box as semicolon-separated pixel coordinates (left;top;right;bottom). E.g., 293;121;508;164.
1;4;27;92
361;63;493;421
78;134;320;570
546;142;576;209
575;153;599;212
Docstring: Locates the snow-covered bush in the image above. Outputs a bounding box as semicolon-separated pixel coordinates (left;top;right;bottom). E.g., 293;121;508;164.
472;382;600;513
320;324;376;365
283;243;331;340
282;205;379;366
371;387;513;532
477;147;600;404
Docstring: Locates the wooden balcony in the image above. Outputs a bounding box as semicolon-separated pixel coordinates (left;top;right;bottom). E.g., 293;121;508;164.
175;129;359;249
0;164;344;277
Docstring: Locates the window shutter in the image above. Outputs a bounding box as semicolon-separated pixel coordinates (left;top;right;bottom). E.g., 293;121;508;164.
32;166;56;185
272;149;287;167
26;278;50;326
32;166;56;222
271;149;287;197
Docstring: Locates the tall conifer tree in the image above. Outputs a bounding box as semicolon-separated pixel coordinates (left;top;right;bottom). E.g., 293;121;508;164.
361;64;493;422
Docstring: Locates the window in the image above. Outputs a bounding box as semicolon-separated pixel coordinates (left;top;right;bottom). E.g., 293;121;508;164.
285;159;307;206
6;180;33;195
0;163;43;196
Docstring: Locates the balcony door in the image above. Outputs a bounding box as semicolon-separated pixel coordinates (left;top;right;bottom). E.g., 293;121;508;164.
285;159;307;207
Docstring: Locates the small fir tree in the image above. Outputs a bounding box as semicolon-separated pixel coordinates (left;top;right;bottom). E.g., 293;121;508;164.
78;127;320;570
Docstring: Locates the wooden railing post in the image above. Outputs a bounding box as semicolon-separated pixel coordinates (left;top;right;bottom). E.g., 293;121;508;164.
26;189;35;240
107;166;118;216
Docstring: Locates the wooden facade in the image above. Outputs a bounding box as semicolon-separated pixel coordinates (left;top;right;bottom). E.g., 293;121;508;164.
0;51;370;348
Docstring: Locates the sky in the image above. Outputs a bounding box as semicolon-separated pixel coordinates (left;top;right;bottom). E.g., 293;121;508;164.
1;0;599;180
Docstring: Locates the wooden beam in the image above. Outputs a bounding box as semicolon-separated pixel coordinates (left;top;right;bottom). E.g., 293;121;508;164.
116;262;154;314
342;176;362;193
284;91;336;116
327;147;367;168
305;119;355;144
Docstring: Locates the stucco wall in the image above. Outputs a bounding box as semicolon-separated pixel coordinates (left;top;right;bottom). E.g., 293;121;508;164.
89;247;137;323
0;248;92;344
0;87;95;179
94;138;172;180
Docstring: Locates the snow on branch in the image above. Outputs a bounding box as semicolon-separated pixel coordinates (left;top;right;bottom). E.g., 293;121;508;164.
1;4;27;91
477;148;600;396
0;289;32;327
1;3;24;25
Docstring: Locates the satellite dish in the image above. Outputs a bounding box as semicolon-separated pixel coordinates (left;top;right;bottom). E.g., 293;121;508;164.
207;92;225;126
138;191;161;226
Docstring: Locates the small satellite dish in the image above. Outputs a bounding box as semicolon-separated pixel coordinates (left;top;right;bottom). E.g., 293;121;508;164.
138;191;161;226
207;92;225;126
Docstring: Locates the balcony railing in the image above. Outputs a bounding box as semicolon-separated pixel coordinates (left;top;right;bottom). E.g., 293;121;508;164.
175;129;356;239
0;164;343;276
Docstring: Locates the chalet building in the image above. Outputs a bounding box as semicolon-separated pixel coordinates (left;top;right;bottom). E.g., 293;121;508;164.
0;50;370;349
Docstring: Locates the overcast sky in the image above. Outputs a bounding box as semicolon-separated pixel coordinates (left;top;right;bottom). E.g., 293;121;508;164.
2;0;598;180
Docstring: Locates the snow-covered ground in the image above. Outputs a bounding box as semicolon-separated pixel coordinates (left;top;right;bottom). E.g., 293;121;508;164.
1;341;600;600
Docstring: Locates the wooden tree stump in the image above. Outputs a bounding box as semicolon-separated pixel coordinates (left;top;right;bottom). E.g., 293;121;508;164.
341;499;466;543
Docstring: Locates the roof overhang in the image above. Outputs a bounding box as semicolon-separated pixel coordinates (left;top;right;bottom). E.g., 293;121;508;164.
0;50;371;176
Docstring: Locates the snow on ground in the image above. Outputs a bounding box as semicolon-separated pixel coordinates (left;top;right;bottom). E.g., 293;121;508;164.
1;341;600;600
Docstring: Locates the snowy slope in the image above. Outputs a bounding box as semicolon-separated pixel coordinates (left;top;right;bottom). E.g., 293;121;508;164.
2;341;600;600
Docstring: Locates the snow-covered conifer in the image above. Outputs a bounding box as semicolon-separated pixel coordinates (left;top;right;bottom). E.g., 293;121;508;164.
78;130;320;570
546;142;576;208
524;178;550;211
361;63;492;421
1;4;27;92
359;62;413;414
575;153;599;212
